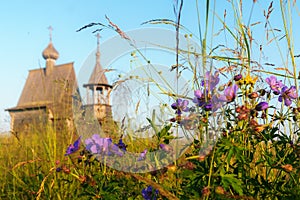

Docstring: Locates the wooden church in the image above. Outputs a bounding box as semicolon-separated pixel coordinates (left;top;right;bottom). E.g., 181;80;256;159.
6;29;112;134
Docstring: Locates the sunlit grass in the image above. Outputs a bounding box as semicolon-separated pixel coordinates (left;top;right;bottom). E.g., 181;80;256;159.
1;0;300;199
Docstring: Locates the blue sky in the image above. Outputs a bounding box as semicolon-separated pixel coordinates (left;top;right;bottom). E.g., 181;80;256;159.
0;0;198;131
0;1;298;131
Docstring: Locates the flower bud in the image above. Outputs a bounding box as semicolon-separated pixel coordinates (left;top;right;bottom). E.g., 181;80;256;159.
218;85;225;91
249;119;258;126
281;164;293;172
79;175;87;183
62;165;70;174
204;103;212;111
167;164;177;172
238;113;248;120
201;187;210;197
201;118;208;123
248;92;259;99
255;102;269;111
184;162;195;170
234;74;243;81
235;106;241;113
241;105;247;111
198;153;206;162
254;125;265;133
215;186;225;195
56;167;62;172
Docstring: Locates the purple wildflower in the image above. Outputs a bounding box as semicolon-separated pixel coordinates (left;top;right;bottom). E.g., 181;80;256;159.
255;102;269;111
193;90;222;111
201;71;220;91
159;144;173;152
171;99;189;115
193;90;208;107
266;76;284;95
138;149;147;161
278;86;297;106
85;134;123;156
193;89;206;107
203;103;213;111
142;186;159;200
65;136;81;156
116;139;127;152
210;95;223;111
218;84;238;102
110;144;123;156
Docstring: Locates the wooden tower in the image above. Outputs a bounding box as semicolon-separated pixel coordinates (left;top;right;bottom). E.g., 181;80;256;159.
83;33;113;125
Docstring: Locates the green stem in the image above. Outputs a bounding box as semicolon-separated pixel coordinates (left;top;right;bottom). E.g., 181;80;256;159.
206;145;216;200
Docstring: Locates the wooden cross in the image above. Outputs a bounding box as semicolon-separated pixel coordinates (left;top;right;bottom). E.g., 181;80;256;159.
96;33;101;45
48;26;53;41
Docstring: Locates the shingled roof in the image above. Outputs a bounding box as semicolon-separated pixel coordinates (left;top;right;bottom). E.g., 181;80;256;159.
7;62;76;111
88;58;109;86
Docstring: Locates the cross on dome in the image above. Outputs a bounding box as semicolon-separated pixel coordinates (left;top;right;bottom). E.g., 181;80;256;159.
96;33;101;44
42;26;59;60
48;26;53;42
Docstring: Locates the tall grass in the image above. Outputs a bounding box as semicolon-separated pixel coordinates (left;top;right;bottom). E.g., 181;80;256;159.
1;0;300;199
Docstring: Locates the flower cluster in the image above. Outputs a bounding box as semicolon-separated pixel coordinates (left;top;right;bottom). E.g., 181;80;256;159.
171;71;239;115
171;73;298;121
64;134;153;163
84;134;124;157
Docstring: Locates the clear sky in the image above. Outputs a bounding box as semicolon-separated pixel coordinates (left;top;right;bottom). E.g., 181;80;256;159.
0;0;198;131
0;1;299;132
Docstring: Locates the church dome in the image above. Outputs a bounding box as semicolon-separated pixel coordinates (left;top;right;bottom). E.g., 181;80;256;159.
42;42;59;60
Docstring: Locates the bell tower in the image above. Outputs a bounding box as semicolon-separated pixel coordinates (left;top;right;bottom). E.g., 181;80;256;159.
83;33;112;124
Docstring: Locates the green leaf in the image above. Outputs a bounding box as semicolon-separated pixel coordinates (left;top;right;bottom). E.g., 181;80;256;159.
221;174;243;195
146;118;159;135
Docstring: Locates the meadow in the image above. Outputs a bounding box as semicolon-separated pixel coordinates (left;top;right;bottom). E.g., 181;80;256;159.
1;0;300;199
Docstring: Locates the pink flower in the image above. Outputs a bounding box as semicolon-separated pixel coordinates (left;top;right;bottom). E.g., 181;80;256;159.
219;84;238;102
266;76;284;94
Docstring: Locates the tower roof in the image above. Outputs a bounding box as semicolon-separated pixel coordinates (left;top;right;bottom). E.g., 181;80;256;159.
42;42;59;60
86;33;110;86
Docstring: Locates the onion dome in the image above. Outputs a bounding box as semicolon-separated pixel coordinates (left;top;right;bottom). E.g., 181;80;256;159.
42;42;59;60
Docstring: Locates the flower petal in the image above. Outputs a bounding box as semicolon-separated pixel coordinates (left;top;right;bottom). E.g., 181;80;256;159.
278;95;283;103
194;90;202;98
284;98;292;106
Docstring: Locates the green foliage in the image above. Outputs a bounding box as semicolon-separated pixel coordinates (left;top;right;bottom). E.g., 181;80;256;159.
2;0;300;199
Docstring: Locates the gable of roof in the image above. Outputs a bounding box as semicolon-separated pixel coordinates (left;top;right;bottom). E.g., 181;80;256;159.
14;62;76;109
